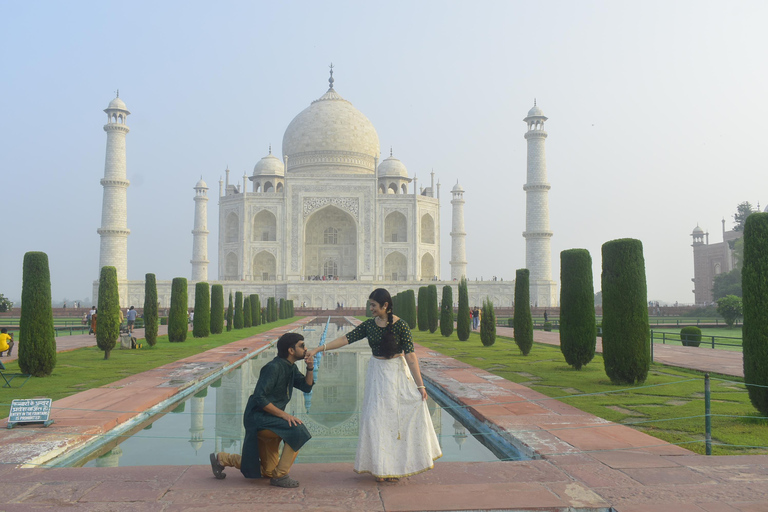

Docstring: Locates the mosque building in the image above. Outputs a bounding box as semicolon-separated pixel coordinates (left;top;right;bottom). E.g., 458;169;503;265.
95;69;557;308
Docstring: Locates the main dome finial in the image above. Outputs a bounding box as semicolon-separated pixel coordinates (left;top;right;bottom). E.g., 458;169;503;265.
328;62;335;89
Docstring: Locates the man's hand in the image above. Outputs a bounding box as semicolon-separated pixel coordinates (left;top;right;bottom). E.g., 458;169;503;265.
305;353;315;370
283;413;303;427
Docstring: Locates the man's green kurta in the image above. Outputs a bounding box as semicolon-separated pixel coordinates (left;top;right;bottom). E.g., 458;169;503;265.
240;356;314;478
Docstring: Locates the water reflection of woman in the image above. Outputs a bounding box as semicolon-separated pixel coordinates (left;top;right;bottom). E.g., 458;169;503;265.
307;288;442;482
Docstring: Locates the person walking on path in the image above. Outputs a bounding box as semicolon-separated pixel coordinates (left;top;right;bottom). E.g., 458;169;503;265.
90;309;97;336
126;306;137;334
87;306;96;334
308;288;442;482
210;332;315;488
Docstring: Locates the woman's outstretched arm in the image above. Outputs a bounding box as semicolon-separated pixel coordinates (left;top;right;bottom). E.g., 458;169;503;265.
307;334;349;357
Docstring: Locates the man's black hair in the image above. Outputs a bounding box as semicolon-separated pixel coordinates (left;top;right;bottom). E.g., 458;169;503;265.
277;332;304;359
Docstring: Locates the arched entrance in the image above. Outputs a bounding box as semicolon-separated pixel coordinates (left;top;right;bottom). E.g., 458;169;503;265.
304;206;357;279
252;251;276;281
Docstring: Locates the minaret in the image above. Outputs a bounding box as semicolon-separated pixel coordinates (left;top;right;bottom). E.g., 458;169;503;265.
191;177;209;281
98;92;131;281
523;100;557;306
450;181;467;280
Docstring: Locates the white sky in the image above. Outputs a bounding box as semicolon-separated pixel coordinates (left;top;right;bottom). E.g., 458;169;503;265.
1;0;766;305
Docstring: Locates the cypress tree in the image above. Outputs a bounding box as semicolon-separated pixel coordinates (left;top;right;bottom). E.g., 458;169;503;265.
18;251;57;375
601;238;650;385
193;282;211;338
288;300;294;317
210;284;224;334
406;289;417;329
234;291;244;329
249;294;260;326
279;298;286;319
427;284;439;333
226;292;233;331
514;269;533;355
269;297;277;322
96;266;121;359
440;285;454;337
168;277;188;343
457;277;470;341
480;298;496;347
417;287;429;331
144;273;159;346
559;249;596;369
243;296;252;328
742;212;768;415
391;292;400;319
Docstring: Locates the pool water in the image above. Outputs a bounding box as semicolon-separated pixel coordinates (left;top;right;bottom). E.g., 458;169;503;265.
81;318;506;468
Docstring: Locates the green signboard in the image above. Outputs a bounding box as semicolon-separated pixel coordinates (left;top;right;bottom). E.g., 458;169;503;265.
7;398;54;429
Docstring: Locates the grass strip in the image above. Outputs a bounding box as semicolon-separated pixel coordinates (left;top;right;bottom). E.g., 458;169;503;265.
0;317;299;419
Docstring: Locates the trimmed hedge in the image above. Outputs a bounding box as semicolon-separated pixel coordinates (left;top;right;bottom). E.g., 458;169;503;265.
226;292;233;331
234;291;244;329
193;282;210;338
559;249;596;370
601;238;650;385
480;298;496;346
144;273;159;346
96;266;121;359
440;285;454;337
210;284;224;334
457;277;470;341
514;269;533;355
249;294;260;327
742;212;768;415
680;326;702;347
427;285;439;333
243;296;252;328
417;286;428;331
168;277;188;343
18;252;57;375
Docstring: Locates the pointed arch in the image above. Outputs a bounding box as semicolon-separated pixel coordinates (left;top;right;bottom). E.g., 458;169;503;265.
253;210;277;241
384;251;407;281
304;205;357;279
384;211;407;243
420;253;435;280
252;251;276;281
225;212;239;243
420;213;435;244
225;252;238;279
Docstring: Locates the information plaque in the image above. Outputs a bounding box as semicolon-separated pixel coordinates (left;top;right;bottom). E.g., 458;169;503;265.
7;398;54;429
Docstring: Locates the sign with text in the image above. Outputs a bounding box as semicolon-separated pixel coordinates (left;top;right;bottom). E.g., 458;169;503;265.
7;398;54;428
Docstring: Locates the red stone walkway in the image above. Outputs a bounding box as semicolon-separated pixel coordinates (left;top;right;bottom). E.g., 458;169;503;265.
1;319;765;511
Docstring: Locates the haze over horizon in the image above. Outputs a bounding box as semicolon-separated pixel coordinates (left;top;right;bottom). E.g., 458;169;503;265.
1;0;766;306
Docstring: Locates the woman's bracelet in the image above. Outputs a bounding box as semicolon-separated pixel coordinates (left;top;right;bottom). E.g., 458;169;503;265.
416;385;426;389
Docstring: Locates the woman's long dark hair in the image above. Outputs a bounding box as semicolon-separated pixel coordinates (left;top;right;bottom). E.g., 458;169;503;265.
369;288;399;358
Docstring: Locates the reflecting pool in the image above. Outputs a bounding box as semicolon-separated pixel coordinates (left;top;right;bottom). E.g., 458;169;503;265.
81;318;507;467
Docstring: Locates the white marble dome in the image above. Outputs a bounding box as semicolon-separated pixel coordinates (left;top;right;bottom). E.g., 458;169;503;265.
195;178;208;189
452;181;464;193
253;153;285;176
281;88;380;160
378;156;408;178
692;225;704;234
107;96;128;110
527;104;544;117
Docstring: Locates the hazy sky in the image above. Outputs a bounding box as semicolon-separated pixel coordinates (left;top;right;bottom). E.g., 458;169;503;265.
1;0;766;305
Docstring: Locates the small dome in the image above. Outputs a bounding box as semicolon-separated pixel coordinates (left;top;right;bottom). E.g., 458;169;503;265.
692;225;704;234
527;104;544;117
452;181;464;193
253;153;285;177
195;178;208;189
378;156;408;178
108;96;127;110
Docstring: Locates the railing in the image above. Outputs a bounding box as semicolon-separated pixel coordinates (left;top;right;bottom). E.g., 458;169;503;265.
651;330;743;350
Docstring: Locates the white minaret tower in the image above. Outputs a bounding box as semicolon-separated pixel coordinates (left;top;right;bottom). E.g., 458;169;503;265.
191;177;210;281
523;100;557;307
450;181;467;280
98;92;131;282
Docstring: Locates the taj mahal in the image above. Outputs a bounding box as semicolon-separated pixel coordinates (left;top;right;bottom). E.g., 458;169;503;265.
93;68;557;308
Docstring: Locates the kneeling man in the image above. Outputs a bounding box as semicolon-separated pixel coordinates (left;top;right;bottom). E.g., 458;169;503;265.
210;332;314;487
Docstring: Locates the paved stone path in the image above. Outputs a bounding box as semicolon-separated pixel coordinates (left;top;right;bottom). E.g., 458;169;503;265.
1;320;764;511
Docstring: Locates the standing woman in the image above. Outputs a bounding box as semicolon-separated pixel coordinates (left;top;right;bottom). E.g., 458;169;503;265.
308;288;441;481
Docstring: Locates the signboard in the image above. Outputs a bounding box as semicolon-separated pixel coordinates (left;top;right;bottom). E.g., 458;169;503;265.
7;398;54;429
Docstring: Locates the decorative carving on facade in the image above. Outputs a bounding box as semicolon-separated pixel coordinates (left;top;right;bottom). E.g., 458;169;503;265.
303;197;359;220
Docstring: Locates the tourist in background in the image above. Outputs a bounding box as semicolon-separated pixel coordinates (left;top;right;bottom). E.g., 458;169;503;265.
0;328;14;357
126;306;137;334
308;288;441;482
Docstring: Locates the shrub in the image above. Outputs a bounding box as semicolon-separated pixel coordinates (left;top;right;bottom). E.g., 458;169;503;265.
18;251;57;375
480;298;496;346
168;278;188;343
717;295;743;328
226;292;233;331
210;284;224;334
234;292;244;329
457;277;470;341
742;212;768;415
427;285;439;333
601;238;650;385
249;294;260;326
514;269;533;355
543;322;553;332
96;266;121;359
242;296;252;328
596;322;602;337
417;287;429;331
440;285;454;337
680;326;702;347
559;249;596;370
160;317;168;326
144;273;159;346
193;282;211;338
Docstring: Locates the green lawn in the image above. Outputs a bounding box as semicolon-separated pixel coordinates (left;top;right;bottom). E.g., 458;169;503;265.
412;329;767;456
0;318;299;419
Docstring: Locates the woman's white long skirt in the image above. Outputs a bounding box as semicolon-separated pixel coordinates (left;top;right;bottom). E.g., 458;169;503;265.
354;356;442;478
